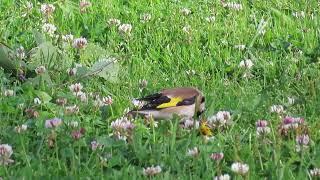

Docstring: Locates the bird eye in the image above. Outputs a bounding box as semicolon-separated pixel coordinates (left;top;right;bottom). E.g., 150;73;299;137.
201;96;205;103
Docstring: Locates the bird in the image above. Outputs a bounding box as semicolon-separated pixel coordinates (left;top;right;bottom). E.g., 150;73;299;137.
128;87;205;120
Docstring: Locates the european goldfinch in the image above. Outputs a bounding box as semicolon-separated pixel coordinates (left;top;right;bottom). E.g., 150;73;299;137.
128;87;205;120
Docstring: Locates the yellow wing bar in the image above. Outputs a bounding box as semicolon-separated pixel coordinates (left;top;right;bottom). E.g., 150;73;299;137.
156;97;183;108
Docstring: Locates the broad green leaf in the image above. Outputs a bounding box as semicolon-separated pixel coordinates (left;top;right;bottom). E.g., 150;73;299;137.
29;41;58;70
80;43;108;65
0;44;18;72
35;90;52;103
90;58;119;83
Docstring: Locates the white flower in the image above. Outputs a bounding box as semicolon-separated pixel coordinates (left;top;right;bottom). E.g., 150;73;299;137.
35;65;46;74
143;165;162;176
0;144;14;165
287;97;295;105
42;23;56;37
67;67;77;76
222;2;243;11
182;25;191;34
231;162;249;175
256;127;271;136
186;147;199;157
186;69;196;75
296;134;310;146
65;105;79;115
208;111;231;126
131;99;145;108
102;96;113;106
40;4;55;16
69;121;79;128
310;168;320;177
16;46;25;59
239;59;254;69
270;105;284;114
118;24;132;35
292;11;305;18
180;119;199;129
111;117;135;131
69;83;83;93
205;16;216;23
213;174;231;180
76;91;87;102
34;97;41;105
180;8;191;16
107;18;121;26
15;124;28;133
140;13;152;23
25;2;33;10
73;37;87;49
3;89;14;97
93;99;104;107
62;34;74;42
80;0;91;13
45;118;62;128
234;44;246;50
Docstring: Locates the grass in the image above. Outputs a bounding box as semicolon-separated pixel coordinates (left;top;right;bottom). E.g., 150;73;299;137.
1;0;320;179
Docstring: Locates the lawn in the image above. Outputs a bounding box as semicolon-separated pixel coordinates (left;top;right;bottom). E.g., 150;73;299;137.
0;0;320;179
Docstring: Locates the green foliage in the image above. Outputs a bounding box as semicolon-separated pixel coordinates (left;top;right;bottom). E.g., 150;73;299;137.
0;0;320;179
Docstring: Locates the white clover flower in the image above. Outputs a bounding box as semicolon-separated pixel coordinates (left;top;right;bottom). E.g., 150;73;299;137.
205;16;216;23
73;37;87;49
180;8;191;16
287;97;295;105
16;46;25;59
213;174;231;180
62;34;74;42
91;140;101;151
270;105;284;114
45;118;62;128
40;3;55;16
69;83;83;93
69;121;79;128
292;11;305;18
65;105;79;115
42;23;56;37
256;127;271;136
182;25;191;34
239;59;254;69
80;0;91;13
3;89;14;97
310;168;320;177
296;134;310;146
111;117;135;131
140;13;152;23
231;162;249;175
131;99;145;108
34;97;41;105
102;96;113;106
93;99;104;107
107;18;121;26
222;2;243;11
186;69;196;75
118;24;132;35
208;111;231;126
186;147;199;157
0;144;14;165
15;124;28;133
234;44;246;50
35;65;46;75
67;67;77;76
76;91;87;102
180;118;199;129
143;165;162;176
